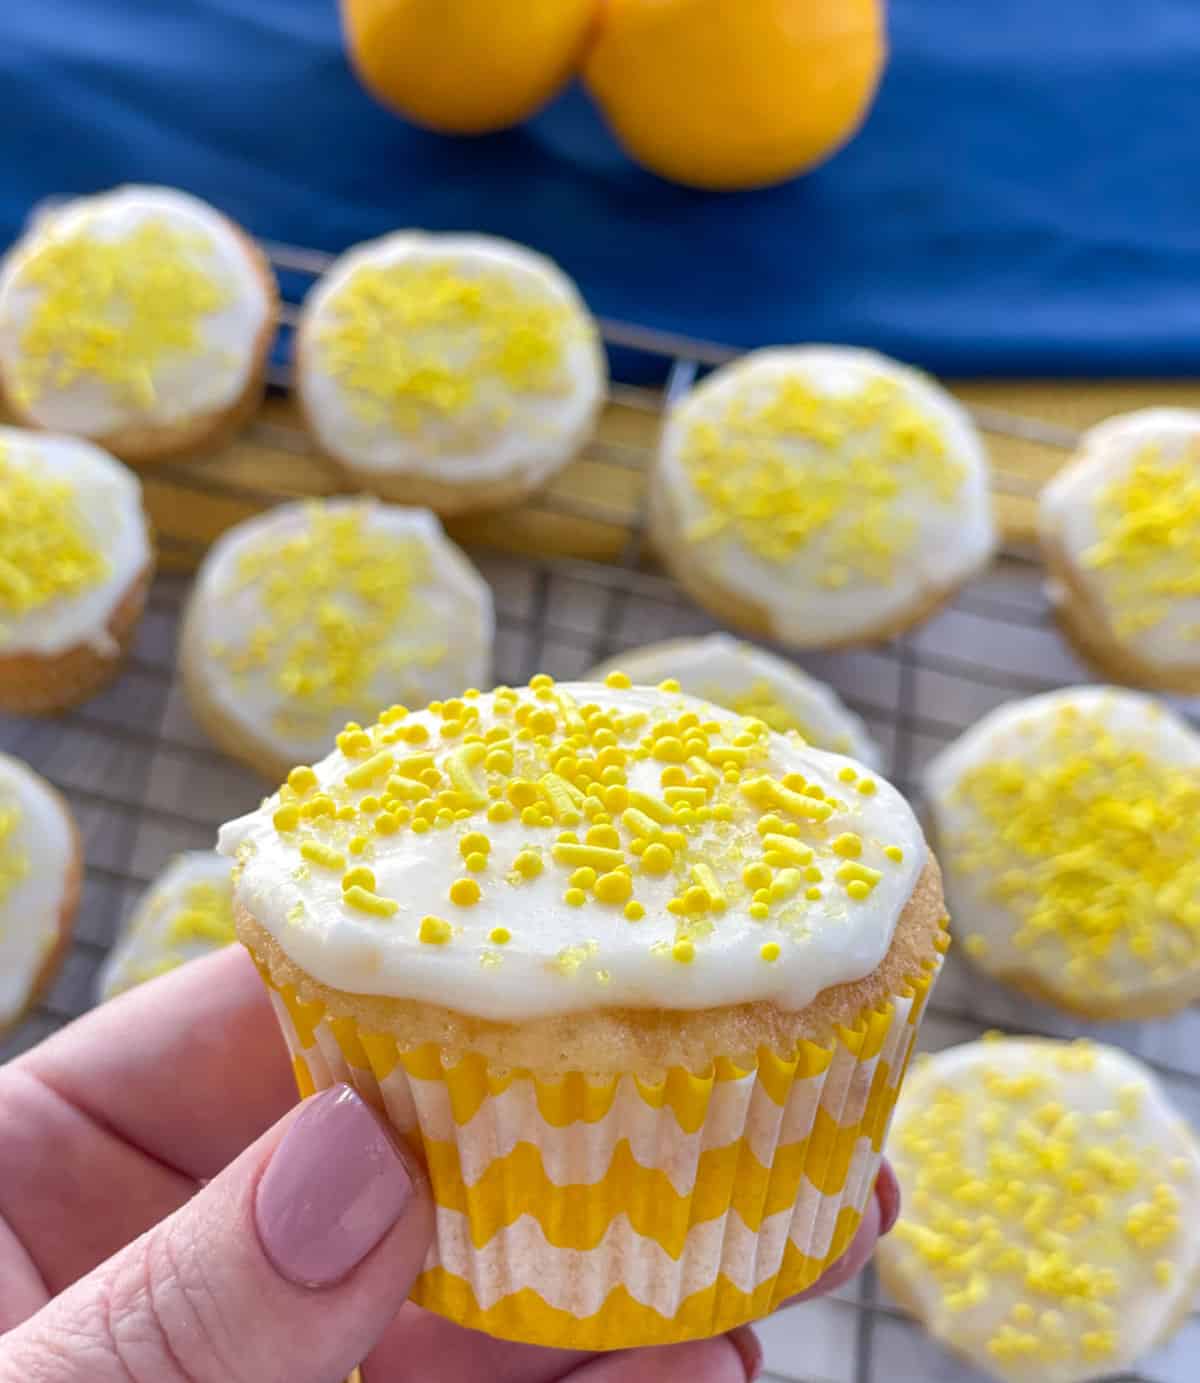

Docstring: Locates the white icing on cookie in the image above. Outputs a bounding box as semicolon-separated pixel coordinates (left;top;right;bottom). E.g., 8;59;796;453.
218;680;926;1020
97;852;234;1001
296;231;605;487
184;498;493;771
881;1037;1200;1383
1040;408;1200;669
588;634;880;766
925;686;1200;1008
0;753;75;1027
0;427;150;657
655;347;994;645
0;185;274;436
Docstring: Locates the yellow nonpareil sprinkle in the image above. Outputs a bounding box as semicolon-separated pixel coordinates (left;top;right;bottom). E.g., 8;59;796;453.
760;941;781;962
640;842;674;875
345;886;398;917
489;926;511;945
300;841;345;870
604;670;631;689
624;900;645;921
832;833;862;858
12;217;230;409
594;870;632;904
885;845;904;862
671;938;695;963
564;887;586;907
272;804;300;833
341;865;376;892
315;258;574;434
419;914;452;944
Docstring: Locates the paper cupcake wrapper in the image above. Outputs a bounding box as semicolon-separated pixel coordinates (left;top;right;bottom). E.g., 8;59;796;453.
258;934;945;1349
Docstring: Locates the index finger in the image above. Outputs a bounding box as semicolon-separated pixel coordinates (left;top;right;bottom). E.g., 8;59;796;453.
16;944;296;1181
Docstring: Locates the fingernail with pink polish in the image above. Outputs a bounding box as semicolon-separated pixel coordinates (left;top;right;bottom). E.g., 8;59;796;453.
727;1324;763;1381
256;1084;412;1287
875;1158;901;1237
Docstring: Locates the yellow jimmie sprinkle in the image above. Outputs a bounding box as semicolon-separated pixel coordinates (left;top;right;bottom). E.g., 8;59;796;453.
761;833;814;867
690;863;727;912
344;750;394;789
552;842;624;871
300;841;345;871
540;772;583;824
344;885;398;917
446;744;488;807
627;790;674;825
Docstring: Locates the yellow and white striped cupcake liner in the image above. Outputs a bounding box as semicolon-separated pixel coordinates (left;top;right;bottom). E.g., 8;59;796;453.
259;932;945;1349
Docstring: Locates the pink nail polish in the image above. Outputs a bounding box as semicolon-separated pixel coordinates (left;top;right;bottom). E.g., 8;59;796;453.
875;1158;901;1237
727;1324;763;1380
256;1084;413;1287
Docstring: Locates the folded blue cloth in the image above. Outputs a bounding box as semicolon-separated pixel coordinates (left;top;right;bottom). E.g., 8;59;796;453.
1;0;1197;377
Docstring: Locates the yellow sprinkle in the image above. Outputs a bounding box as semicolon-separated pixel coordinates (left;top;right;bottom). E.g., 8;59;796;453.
832;833;863;858
624;900;645;921
761;942;781;962
273;804;300;832
564;887;587;907
690;863;726;911
374;811;399;835
768;868;802;902
348;834;369;856
300;841;345;870
459;831;490;858
885;845;904;862
805;886;822;900
640;842;674;875
449;877;481;906
419;914;452;944
750;901;770;919
653;736;685;763
569;866;598;889
287;765;318;795
605;670;631;689
487;801;514;824
628;790;674;825
344;750;394;789
344;885;398;917
512;849;543;879
671;938;695;963
743;862;773;890
341;866;376;892
595;870;633;904
552;842;624;871
761;833;814;866
846;880;871;900
489;926;511;945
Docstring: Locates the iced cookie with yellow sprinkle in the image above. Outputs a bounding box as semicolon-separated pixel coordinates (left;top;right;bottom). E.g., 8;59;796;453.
180;498;493;781
0;753;80;1035
97;852;234;1001
219;673;947;1348
651;347;994;649
588;634;880;766
878;1037;1200;1383
0;185;278;463
926;686;1200;1019
295;231;606;514
0;427;153;713
1040;408;1200;692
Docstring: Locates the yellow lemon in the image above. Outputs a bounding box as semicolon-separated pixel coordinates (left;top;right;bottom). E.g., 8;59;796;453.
584;0;887;189
342;0;600;135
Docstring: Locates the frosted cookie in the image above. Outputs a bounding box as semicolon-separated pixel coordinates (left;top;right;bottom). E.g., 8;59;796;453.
0;427;153;713
220;673;946;1346
97;852;234;1001
295;231;606;513
878;1037;1200;1383
926;686;1200;1019
588;634;880;765
1040;408;1200;692
180;498;494;781
650;347;994;648
0;753;80;1034
0;185;277;463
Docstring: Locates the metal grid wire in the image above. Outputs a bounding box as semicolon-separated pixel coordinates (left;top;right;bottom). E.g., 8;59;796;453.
2;241;1199;1383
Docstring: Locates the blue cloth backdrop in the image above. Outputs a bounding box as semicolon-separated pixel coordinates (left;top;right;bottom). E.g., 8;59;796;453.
1;0;1198;376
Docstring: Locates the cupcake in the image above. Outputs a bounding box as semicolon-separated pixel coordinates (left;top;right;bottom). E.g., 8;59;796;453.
219;672;947;1347
926;686;1200;1019
0;185;278;463
588;634;880;766
295;231;606;514
0;752;80;1035
0;427;153;713
180;498;494;781
97;852;234;1001
878;1037;1200;1383
1040;408;1200;692
650;347;994;649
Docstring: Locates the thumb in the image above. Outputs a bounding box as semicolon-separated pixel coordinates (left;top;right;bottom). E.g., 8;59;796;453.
1;1084;434;1383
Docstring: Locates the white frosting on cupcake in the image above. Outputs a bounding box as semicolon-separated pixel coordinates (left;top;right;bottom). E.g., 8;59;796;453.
0;753;75;1027
183;498;493;771
881;1037;1200;1383
1040;408;1200;669
926;686;1200;1009
589;634;880;766
0;185;274;436
98;852;234;1001
296;231;605;487
655;347;994;645
0;427;150;657
218;679;926;1020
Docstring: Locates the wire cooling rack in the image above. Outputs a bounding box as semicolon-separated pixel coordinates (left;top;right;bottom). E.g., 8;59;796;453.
2;239;1199;1383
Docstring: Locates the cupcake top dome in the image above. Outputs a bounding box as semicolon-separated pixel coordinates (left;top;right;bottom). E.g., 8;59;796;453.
219;675;926;1021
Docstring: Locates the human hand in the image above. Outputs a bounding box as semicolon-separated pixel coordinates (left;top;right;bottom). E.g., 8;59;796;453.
0;946;897;1382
